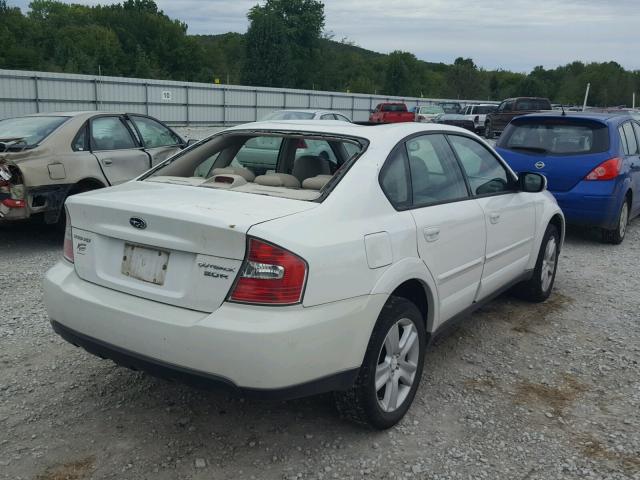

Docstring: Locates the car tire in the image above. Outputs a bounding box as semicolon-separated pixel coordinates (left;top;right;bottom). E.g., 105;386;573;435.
54;183;101;232
334;296;426;429
601;199;629;245
512;224;560;303
484;122;493;139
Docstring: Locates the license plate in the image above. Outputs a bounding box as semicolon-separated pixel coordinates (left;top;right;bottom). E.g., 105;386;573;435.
121;244;170;285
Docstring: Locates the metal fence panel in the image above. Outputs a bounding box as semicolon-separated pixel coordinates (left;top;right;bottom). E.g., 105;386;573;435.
0;68;497;125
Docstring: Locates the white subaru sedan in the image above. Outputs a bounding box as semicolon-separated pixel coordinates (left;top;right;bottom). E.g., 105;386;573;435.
43;121;564;429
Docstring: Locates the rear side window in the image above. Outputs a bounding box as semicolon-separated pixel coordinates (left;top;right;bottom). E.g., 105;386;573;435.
91;117;137;150
382;104;407;112
406;134;468;205
516;99;551;110
622;122;638;155
499;119;610;155
380;146;411;208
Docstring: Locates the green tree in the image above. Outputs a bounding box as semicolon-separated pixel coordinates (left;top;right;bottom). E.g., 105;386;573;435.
383;51;418;96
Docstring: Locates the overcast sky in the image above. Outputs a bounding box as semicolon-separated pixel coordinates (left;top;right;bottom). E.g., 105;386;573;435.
10;0;640;72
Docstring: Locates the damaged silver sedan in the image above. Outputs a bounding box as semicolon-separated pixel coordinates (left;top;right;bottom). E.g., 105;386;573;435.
0;112;189;225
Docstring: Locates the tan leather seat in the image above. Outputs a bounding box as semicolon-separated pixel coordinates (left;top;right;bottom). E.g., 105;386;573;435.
302;175;333;190
255;173;301;188
292;155;331;183
212;166;255;182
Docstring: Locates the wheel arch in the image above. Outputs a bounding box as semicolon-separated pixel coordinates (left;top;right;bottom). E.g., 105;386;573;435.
370;258;439;334
70;177;107;194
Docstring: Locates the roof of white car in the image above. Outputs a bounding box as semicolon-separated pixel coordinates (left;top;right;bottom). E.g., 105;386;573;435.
225;120;473;147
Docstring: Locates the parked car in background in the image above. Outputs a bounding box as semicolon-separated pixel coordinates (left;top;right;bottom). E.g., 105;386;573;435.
44;120;563;429
262;109;351;122
369;103;415;123
485;97;552;139
0;111;189;226
496;112;640;243
437;102;463;114
437;104;498;134
413;105;445;122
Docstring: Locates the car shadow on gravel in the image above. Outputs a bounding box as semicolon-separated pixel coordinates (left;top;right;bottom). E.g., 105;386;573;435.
0;220;62;249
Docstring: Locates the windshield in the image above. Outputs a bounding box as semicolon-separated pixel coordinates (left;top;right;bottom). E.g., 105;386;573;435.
498;118;610;155
143;131;366;201
421;106;444;114
0;116;69;148
476;106;497;114
262;111;315;121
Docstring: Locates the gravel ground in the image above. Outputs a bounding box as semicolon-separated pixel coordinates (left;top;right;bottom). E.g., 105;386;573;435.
1;219;639;480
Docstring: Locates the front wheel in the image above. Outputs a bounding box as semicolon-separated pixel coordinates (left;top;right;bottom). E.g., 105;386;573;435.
601;199;629;245
512;224;560;302
334;296;426;429
484;122;493;139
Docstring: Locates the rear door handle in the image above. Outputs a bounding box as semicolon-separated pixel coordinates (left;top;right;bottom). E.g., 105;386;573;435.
102;159;113;166
423;227;440;242
489;213;501;224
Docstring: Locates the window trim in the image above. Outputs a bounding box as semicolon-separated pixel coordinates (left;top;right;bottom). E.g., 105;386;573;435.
71;121;90;152
621;121;638;155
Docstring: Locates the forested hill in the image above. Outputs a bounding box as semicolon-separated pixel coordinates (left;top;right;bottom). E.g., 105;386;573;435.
1;0;638;106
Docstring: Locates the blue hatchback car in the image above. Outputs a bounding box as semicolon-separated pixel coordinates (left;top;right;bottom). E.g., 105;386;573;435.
496;113;640;244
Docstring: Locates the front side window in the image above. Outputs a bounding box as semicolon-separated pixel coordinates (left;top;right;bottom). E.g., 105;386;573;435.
618;126;630;155
380;146;410;208
449;135;513;195
91;117;137;151
131;116;180;148
406;134;468;205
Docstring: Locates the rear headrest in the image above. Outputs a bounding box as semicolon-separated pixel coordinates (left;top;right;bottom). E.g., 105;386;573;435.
302;175;333;190
254;173;300;188
212;166;255;182
292;155;331;182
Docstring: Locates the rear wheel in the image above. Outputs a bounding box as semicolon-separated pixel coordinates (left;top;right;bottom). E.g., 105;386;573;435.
601;199;629;245
54;182;102;232
334;296;425;429
512;224;560;302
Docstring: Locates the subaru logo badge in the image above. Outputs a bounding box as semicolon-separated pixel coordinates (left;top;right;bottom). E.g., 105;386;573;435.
129;217;147;229
535;161;545;170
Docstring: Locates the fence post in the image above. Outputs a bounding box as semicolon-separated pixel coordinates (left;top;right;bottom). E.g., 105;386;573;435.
93;78;99;111
330;95;334;110
222;86;226;125
351;95;355;121
185;85;190;126
283;91;287;109
144;83;149;115
307;92;311;108
33;76;40;113
254;89;259;121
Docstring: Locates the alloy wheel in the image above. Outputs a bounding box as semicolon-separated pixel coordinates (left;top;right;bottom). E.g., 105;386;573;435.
540;236;557;292
619;202;629;239
375;318;420;413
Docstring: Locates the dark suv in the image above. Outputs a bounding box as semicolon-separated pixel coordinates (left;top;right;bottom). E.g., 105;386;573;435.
485;97;552;138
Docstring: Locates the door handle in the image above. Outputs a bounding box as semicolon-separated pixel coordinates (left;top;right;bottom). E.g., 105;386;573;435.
423;227;440;242
489;213;501;224
102;159;113;166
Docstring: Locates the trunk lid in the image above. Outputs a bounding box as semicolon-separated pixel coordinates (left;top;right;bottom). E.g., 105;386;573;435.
67;181;317;312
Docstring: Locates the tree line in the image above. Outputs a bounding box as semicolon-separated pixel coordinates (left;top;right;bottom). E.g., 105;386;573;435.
1;0;638;107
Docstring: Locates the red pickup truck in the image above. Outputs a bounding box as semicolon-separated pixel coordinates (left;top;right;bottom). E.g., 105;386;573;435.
369;103;415;123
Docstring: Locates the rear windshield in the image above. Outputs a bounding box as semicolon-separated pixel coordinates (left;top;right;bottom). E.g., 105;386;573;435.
262;111;315;121
0;116;68;149
143;131;366;201
515;99;551;111
382;104;407;112
421;106;444;114
498;118;610;155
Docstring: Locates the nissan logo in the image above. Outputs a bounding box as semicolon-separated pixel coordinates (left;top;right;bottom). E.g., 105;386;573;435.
535;161;545;170
129;217;147;229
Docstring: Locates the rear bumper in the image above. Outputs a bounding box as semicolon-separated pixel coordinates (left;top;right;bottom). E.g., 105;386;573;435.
552;185;622;229
44;261;386;396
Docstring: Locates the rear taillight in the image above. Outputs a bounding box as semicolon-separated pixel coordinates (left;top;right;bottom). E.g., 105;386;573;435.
1;198;26;208
584;157;622;181
63;209;74;263
229;238;307;305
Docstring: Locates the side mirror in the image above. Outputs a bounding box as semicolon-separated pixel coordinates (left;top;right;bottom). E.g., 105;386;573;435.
518;172;547;192
186;138;199;147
